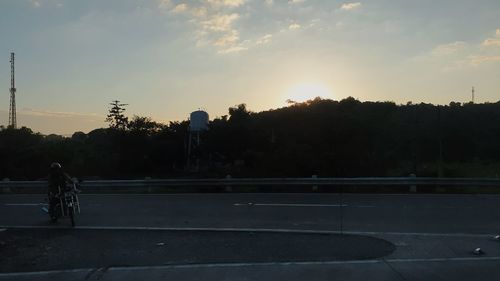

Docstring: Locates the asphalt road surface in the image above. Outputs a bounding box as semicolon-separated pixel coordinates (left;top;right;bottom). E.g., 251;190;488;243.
1;193;500;280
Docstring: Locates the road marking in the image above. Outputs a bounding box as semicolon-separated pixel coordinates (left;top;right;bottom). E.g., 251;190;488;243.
4;203;44;206
0;225;495;238
0;269;93;278
343;230;495;238
233;203;340;207
234;203;376;208
110;256;500;269
386;256;500;263
109;260;381;271
2;256;500;277
233;203;349;207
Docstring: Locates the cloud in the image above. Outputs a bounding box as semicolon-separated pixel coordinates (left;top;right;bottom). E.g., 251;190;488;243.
445;55;500;70
256;34;272;45
0;109;106;134
213;30;240;46
217;45;248;54
161;1;250;54
201;13;240;32
158;0;173;9
468;55;500;66
190;6;208;17
160;0;322;53
419;29;500;71
431;41;467;56
20;108;104;120
28;0;66;9
265;0;274;6
172;3;188;13
207;0;246;8
482;29;500;47
340;2;362;11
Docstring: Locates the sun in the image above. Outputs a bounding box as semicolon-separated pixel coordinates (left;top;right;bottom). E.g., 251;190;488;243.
286;82;333;103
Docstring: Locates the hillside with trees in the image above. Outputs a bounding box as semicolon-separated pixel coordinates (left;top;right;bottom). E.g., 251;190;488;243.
2;97;500;180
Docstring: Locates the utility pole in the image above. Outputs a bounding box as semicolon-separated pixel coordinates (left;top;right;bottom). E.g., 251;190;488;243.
437;105;443;177
9;52;17;129
472;87;475;104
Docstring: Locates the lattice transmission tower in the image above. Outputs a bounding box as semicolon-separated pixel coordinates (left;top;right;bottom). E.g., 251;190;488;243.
9;52;16;129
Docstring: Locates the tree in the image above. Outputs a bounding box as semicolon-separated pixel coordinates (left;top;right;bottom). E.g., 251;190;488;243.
106;100;129;130
127;115;165;135
71;131;87;142
228;104;251;123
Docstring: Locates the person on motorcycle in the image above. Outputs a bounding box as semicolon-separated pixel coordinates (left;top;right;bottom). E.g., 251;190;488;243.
47;162;73;221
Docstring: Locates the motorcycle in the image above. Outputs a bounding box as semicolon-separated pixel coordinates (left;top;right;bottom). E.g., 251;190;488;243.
44;181;81;227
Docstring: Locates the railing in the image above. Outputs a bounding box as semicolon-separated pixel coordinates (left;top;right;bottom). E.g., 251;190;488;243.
1;177;500;193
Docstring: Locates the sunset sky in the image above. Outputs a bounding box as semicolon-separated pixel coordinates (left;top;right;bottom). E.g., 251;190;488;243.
0;0;499;134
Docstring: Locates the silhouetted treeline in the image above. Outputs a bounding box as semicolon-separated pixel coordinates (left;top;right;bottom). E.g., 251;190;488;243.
2;97;500;180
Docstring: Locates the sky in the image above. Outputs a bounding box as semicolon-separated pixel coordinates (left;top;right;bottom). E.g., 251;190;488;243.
0;0;499;135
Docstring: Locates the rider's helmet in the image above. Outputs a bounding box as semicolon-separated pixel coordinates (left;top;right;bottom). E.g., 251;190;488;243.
50;162;62;170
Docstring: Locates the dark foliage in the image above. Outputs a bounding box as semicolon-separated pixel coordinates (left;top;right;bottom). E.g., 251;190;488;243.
105;100;129;130
2;98;500;180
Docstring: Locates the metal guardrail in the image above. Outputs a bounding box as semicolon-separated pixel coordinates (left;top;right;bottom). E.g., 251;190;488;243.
1;177;500;190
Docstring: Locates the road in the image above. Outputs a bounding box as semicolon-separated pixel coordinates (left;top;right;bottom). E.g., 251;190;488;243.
1;193;500;280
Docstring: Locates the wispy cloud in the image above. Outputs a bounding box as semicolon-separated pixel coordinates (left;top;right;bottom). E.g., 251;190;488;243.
158;0;173;9
20;108;105;120
458;29;500;66
160;0;249;54
201;13;240;32
468;55;500;66
0;109;105;134
213;29;240;46
217;45;247;54
419;29;500;71
431;41;467;56
159;0;287;54
482;29;500;47
207;0;246;8
31;0;41;8
340;2;362;11
264;0;274;6
289;23;301;30
171;3;188;13
288;0;306;4
256;34;272;45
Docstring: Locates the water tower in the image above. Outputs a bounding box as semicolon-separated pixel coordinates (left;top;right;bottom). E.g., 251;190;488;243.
187;110;209;170
189;110;209;132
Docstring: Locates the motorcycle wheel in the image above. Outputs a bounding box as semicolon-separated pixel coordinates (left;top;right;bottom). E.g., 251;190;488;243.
69;206;75;227
49;205;58;222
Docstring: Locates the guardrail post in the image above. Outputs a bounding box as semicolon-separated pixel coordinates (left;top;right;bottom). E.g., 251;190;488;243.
2;178;11;193
145;177;152;193
312;175;318;191
409;174;417;193
225;175;232;192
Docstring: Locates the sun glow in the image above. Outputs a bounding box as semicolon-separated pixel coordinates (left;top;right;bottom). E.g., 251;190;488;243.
286;82;333;103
